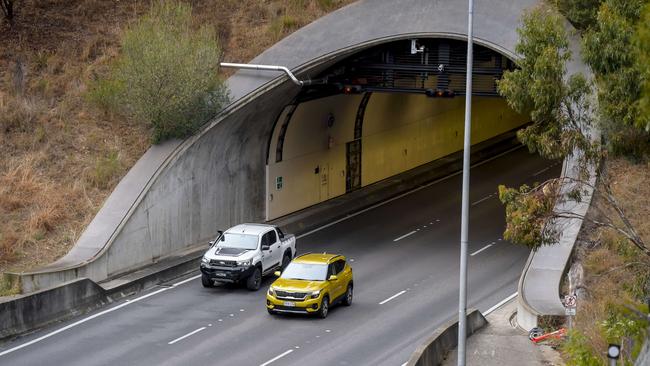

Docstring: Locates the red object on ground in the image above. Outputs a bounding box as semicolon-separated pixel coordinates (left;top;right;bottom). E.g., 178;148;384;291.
531;328;567;343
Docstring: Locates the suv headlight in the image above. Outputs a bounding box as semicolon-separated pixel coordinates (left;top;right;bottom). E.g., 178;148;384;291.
237;259;251;267
201;257;209;264
310;290;321;299
268;287;276;297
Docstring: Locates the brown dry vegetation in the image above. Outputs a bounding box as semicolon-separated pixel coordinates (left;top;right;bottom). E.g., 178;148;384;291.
566;158;650;363
0;0;353;273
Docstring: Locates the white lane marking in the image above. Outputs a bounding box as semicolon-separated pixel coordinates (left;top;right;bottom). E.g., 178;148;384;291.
172;274;201;287
471;194;494;206
393;231;417;242
0;287;169;357
168;327;206;345
295;145;525;239
470;244;494;256
379;290;407;305
532;166;551;176
260;349;294;366
484;292;518;316
0;273;200;357
401;363;408;366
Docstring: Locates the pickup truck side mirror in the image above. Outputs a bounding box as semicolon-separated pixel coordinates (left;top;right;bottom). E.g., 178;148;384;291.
261;245;270;251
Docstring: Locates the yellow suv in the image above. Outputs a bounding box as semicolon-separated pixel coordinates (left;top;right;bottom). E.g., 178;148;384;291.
266;253;353;318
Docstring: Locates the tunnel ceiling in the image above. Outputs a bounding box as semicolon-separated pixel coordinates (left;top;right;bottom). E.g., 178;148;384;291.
296;38;516;103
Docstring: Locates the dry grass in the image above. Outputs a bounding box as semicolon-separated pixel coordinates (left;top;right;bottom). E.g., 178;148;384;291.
0;0;353;274
564;158;650;364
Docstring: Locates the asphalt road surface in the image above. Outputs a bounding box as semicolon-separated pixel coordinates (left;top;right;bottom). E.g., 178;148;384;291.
0;147;560;366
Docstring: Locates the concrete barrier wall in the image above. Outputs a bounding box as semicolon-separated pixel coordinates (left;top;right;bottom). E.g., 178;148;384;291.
406;309;487;366
0;279;109;339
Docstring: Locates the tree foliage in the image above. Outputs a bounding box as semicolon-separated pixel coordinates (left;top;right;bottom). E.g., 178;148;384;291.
582;0;650;156
636;3;650;132
497;8;596;163
553;0;603;30
497;7;649;257
89;0;229;143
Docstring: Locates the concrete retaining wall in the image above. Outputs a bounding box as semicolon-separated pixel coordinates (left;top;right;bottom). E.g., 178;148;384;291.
406;309;487;366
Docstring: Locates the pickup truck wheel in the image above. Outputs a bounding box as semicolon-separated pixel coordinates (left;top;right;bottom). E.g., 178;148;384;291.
281;254;291;271
342;285;353;306
246;267;262;291
201;274;214;288
318;296;329;318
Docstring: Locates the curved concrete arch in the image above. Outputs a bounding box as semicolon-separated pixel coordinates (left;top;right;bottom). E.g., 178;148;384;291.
11;0;590;314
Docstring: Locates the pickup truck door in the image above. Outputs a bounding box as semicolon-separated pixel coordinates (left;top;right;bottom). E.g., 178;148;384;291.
261;231;281;272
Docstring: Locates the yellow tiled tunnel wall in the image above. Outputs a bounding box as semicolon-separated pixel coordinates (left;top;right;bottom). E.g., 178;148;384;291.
266;93;526;220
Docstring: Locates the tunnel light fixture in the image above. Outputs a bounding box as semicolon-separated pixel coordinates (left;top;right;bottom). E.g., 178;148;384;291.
425;88;455;98
342;85;363;94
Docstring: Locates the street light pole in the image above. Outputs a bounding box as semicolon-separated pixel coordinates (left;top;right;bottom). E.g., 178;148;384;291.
457;0;474;365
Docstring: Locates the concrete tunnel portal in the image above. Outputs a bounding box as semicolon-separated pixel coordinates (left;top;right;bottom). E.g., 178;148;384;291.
264;38;527;220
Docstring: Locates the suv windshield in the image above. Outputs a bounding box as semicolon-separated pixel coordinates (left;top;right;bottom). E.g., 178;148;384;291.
217;233;259;250
280;263;327;281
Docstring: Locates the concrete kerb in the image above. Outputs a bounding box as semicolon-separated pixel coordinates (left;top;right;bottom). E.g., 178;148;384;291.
406;309;488;366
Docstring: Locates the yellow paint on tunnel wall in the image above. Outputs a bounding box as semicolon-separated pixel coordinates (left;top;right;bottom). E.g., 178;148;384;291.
266;93;526;220
362;94;525;186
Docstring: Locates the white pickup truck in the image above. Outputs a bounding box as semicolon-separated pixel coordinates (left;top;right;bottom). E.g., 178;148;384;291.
200;223;296;290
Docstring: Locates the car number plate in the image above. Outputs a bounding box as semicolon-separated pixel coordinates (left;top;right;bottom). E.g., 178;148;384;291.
283;301;295;307
215;272;226;277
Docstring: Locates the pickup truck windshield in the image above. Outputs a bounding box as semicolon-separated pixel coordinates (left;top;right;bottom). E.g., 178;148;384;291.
217;233;258;250
280;263;327;281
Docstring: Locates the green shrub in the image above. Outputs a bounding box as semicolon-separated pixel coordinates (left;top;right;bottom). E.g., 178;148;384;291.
90;151;121;189
562;330;604;366
89;0;229;143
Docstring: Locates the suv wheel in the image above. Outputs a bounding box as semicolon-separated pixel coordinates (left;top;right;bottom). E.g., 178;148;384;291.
343;285;353;306
201;274;214;288
246;267;262;291
318;296;329;318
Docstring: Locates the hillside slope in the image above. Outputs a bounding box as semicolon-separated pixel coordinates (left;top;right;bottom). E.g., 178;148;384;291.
0;0;354;273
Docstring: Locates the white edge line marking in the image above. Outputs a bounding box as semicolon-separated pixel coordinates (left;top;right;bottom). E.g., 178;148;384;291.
401;363;408;366
260;349;294;366
471;194;493;206
470;244;493;256
379;290;407;305
168;327;206;345
172;274;201;287
484;292;518;316
0;273;200;357
532;166;551;176
393;230;417;242
296;145;525;239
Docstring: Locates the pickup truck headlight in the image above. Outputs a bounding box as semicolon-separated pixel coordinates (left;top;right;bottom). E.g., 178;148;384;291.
310;290;321;299
201;257;209;264
237;259;251;267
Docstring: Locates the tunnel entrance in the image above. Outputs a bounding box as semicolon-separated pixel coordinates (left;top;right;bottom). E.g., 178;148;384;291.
265;38;524;220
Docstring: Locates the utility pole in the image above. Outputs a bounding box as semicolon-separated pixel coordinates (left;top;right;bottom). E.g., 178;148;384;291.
457;0;474;365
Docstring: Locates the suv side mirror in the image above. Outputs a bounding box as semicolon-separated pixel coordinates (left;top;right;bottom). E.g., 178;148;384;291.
208;240;215;247
274;271;281;277
328;275;338;281
262;245;270;251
